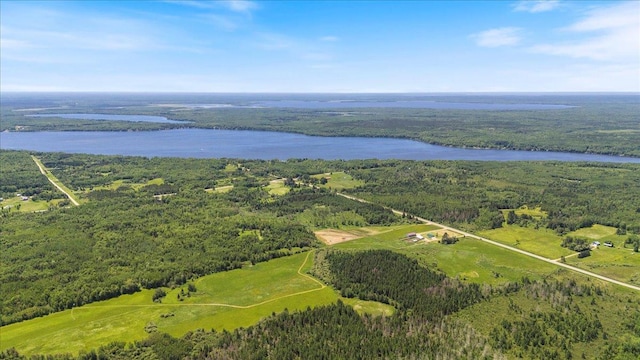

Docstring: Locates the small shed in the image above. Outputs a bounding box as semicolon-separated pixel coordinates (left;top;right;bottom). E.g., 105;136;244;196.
407;232;417;238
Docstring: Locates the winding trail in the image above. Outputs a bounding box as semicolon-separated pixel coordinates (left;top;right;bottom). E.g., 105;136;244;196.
73;251;326;311
337;193;640;292
31;155;80;206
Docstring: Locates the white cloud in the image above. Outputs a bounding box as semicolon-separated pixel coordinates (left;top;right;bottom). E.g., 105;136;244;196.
471;27;522;47
530;2;640;61
513;0;560;13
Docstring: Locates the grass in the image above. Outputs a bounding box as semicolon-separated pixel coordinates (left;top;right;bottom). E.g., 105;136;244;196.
266;179;290;195
31;156;82;205
0;197;64;212
0;252;342;356
334;224;559;285
568;224;618;240
566;245;640;285
313;172;364;191
478;225;572;259
209;185;233;193
513;205;547;219
88;178;164;192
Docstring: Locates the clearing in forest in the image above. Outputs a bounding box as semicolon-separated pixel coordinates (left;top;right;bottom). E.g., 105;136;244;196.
315;229;364;245
0;251;391;356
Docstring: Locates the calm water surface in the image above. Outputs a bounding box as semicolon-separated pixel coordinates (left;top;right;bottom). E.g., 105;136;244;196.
2;129;638;162
26;114;187;124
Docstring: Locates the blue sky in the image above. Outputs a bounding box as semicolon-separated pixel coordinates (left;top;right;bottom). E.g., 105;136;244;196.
1;0;638;92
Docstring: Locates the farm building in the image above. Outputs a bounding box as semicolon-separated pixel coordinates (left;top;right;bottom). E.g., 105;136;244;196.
407;232;417;238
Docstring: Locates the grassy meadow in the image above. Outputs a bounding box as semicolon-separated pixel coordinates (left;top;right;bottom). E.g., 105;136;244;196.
0;196;65;212
313;171;364;191
0;252;341;355
478;225;572;259
332;224;560;285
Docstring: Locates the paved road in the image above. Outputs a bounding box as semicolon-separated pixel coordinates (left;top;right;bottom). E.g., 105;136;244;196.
31;156;80;206
337;193;640;292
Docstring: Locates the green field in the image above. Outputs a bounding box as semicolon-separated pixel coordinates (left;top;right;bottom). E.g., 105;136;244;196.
266;179;290;195
566;246;640;285
568;224;619;240
0;197;64;212
0;252;343;355
313;172;364;191
512;205;547;219
88;178;165;192
478;225;572;259
333;224;560;285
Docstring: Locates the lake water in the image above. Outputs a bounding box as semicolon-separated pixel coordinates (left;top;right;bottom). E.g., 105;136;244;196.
2;128;639;163
26;114;187;124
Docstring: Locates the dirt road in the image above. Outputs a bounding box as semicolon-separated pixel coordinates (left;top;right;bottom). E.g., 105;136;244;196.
31;156;80;206
337;193;640;292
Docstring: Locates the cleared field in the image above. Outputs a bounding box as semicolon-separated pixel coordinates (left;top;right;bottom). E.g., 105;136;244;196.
0;252;340;356
334;224;559;285
315;229;364;245
313;172;364;191
478;225;572;259
333;224;441;251
88;178;164;192
513;205;547;219
566;246;640;285
266;179;290;195
568;224;618;240
209;185;233;193
0;197;64;212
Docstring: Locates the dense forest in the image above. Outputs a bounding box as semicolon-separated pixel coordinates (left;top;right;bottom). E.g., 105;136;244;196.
345;160;640;234
2;93;639;157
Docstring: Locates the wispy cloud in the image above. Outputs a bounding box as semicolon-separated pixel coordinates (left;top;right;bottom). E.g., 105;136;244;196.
471;27;522;47
200;13;240;31
222;0;258;13
167;0;258;14
320;36;339;42
530;2;640;61
513;0;560;13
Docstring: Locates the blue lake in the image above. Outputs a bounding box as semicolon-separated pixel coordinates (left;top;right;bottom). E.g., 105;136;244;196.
26;114;187;124
2;128;638;163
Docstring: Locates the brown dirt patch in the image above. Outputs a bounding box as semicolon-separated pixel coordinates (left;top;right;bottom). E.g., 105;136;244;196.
315;229;363;245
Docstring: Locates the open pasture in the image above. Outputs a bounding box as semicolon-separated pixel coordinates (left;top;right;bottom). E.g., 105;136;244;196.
332;224;440;251
0;252;341;356
333;224;559;284
0;197;64;212
568;224;619;240
313;171;364;191
88;177;164;192
266;179;290;195
478;225;572;259
566;245;640;285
